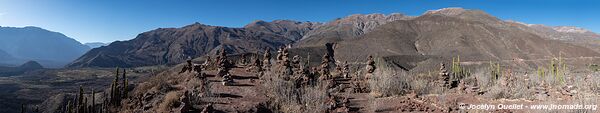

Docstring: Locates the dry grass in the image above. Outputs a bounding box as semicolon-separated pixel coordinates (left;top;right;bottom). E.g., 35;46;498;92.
261;66;328;113
369;58;411;97
158;91;182;112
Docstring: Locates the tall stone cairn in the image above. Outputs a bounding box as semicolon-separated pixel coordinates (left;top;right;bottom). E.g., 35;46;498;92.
439;63;451;88
291;55;303;75
319;54;331;80
216;48;232;77
366;56;375;73
262;48;272;71
342;61;350;78
365;55;376;80
277;47;293;78
179;58;194;74
246;54;263;73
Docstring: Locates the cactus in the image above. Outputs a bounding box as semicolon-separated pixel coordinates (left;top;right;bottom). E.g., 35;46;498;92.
488;61;502;82
451;56;471;81
84;95;88;113
66;100;73;113
21;104;25;113
122;68;128;98
92;89;95;113
537;67;545;78
78;85;83;111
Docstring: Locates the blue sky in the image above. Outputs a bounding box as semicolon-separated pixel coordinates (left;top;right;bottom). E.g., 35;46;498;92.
0;0;598;43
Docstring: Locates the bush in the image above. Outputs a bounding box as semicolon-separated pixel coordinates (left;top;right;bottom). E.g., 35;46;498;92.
369;57;410;97
262;67;328;113
158;91;181;112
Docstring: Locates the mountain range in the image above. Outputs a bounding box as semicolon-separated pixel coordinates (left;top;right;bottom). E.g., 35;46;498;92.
84;42;109;49
0;26;91;68
67;7;600;69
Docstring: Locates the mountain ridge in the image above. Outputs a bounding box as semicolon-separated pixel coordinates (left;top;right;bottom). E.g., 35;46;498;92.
0;26;90;68
67;7;600;68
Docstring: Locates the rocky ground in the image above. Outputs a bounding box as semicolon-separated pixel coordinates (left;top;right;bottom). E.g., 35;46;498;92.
91;59;600;113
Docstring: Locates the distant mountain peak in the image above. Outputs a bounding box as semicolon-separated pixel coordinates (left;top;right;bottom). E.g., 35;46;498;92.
0;26;90;68
422;7;499;24
18;60;43;69
329;13;409;25
552;26;593;34
424;7;467;16
84;42;109;49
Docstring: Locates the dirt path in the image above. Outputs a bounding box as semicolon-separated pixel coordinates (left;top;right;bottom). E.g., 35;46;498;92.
198;68;268;112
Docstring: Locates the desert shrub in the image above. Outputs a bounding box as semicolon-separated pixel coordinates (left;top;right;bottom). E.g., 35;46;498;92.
369;57;410;97
589;64;600;72
262;67;327;113
577;72;600;95
158;91;182;112
411;77;431;95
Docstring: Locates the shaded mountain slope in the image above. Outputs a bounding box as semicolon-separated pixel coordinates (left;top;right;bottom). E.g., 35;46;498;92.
67;22;317;68
331;8;600;71
0;49;20;67
0;26;90;68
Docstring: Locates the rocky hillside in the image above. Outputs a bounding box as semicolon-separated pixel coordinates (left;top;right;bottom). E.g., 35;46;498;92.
330;8;600;71
66;14;417;68
0;26;90;68
68;7;600;69
67;22;317;68
508;22;600;41
296;13;412;47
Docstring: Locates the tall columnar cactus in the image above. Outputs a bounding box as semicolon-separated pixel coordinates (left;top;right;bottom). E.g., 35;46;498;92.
109;80;115;105
21;104;25;113
122;68;128;98
537;67;545;78
488;61;502;82
84;96;88;113
111;67;121;106
451;55;471;81
555;53;566;84
78;85;84;112
92;89;95;113
66;100;73;113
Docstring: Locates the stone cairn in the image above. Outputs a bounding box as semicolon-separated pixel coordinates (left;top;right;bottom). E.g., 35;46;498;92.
534;81;550;100
342;61;350;79
438;63;451;89
319;54;332;80
178;57;206;78
239;54;248;66
365;55;376;79
179;57;194;74
216;49;234;85
245;54;263;73
291;55;302;74
277;47;293;80
262;48;272;72
203;56;214;70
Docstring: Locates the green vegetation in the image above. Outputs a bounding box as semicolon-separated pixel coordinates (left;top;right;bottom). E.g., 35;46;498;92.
489;61;501;82
537;67;546;78
589;64;600;72
537;53;567;84
451;56;471;81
